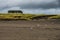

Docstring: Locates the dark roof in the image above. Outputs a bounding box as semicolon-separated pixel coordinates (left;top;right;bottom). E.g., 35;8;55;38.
8;10;23;13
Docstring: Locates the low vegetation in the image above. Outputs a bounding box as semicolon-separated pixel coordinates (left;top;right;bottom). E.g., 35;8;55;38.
0;13;60;20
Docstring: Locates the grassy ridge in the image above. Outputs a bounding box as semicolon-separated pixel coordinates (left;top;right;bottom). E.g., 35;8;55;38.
0;13;60;20
0;13;36;20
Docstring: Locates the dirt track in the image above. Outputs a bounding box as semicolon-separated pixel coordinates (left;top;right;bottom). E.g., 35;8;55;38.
0;20;60;40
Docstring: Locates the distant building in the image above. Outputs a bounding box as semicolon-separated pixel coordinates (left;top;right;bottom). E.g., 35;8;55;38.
8;10;23;13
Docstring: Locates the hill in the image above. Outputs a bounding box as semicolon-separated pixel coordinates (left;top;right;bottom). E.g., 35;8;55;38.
0;13;60;20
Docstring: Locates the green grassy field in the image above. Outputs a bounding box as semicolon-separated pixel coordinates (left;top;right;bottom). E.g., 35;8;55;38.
0;13;60;20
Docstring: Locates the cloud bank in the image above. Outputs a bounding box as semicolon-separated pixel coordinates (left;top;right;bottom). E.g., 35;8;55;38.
0;0;60;14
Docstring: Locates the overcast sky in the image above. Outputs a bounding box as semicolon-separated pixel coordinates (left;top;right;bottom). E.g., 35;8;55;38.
0;0;60;14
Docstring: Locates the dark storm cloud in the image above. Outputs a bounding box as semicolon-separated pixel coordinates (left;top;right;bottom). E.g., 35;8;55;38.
58;0;60;7
20;2;58;9
19;0;60;9
0;0;60;14
0;0;58;10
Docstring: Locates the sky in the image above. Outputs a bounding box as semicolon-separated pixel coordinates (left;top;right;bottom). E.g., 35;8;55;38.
0;0;60;14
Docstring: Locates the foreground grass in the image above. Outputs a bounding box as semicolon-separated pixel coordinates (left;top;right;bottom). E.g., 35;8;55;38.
0;13;60;20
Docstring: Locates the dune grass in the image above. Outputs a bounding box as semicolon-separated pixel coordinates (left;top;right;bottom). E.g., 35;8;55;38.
0;13;60;20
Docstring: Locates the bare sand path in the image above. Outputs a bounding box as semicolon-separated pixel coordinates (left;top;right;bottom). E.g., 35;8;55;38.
0;20;60;40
